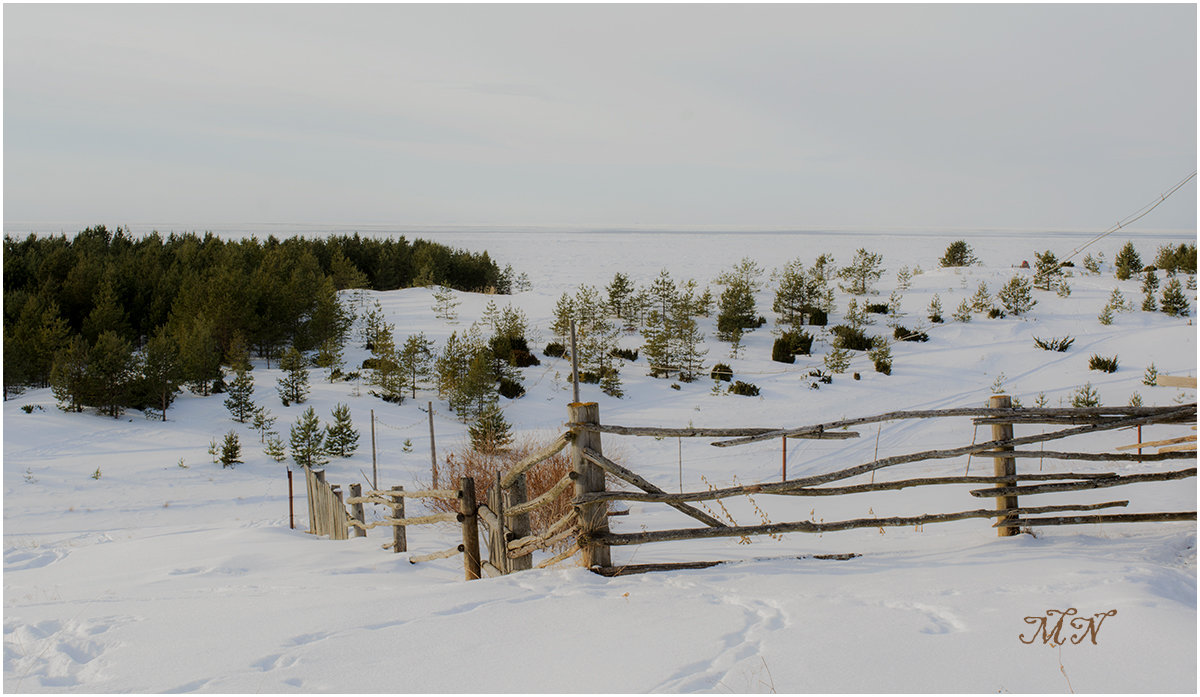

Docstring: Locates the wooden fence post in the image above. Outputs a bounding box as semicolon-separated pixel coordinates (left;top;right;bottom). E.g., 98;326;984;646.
990;395;1018;537
349;483;366;538
331;485;348;541
489;473;508;574
570;401;611;568
460;477;481;580
505;473;532;571
391;485;407;553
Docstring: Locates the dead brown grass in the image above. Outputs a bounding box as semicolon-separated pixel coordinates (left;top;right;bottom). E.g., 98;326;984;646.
423;432;626;537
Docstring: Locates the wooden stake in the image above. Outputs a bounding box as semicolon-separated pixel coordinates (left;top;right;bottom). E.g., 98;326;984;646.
782;436;787;482
391;485;407;553
370;409;377;490
349;483;366;538
570;320;580;404
287;468;295;530
459;477;481;580
990;395;1018;537
570;402;611;568
504;473;532;571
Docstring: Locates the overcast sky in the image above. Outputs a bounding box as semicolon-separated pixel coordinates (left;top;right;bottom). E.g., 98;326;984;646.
4;4;1196;233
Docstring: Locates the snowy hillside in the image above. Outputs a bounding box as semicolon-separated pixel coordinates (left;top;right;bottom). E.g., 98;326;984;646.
4;228;1196;693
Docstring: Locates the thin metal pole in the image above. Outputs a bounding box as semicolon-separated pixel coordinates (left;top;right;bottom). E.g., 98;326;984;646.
370;409;377;490
570;319;580;403
428;401;438;489
287;468;294;529
782;436;787;482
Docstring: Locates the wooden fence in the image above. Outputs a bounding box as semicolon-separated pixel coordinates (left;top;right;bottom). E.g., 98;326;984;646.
303;399;1196;580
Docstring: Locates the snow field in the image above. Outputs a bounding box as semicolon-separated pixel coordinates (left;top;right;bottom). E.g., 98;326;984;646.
4;228;1196;692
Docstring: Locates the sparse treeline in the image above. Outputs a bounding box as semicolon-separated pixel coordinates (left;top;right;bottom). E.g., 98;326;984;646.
3;225;506;409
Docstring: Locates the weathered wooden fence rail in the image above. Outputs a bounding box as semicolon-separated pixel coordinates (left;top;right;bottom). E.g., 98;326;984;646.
304;399;1196;580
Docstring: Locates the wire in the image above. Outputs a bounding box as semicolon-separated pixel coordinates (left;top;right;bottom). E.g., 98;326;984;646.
1061;171;1196;265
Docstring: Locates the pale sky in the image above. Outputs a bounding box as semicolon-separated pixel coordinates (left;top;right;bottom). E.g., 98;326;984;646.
3;4;1196;232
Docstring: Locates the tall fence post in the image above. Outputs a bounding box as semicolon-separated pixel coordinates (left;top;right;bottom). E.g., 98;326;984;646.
505;473;532;571
391;485;407;553
570;401;611;568
459;477;481;580
990;395;1018;537
349;483;366;538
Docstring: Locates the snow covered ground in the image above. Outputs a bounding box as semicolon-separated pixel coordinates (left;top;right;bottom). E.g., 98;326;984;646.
4;228;1196;692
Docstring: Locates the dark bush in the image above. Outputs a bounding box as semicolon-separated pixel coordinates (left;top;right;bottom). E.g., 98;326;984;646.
865;303;890;314
499;377;526;399
578;371;602;384
1088;354;1119;373
808;368;832;384
893;325;929;342
987;308;1004;319
544;342;566;358
1033;336;1074;352
728;380;760;396
711;363;733;382
771;338;795;364
807;308;828;326
511;350;540;368
830;325;875;351
611;347;639;362
928;314;944;324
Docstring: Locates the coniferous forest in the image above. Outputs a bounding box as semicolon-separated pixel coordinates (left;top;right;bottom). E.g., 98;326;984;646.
3;226;507;411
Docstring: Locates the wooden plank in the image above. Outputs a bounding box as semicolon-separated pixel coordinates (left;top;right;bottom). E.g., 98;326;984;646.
1115;435;1196;450
408;545;464;564
504;472;577;517
990;395;1018;538
582;501;1132;547
996;512;1195;527
1159;443;1198;453
969;468;1196;497
500;432;571;488
1156;375;1197;388
391;486;406;553
581;447;726;528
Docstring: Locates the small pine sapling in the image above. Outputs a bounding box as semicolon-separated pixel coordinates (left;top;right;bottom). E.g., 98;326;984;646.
1141;270;1160;311
952;299;972;323
264;433;287;464
927;294;943;323
220;431;243;468
1071;382;1101;408
324;403;359;457
1142;363;1159;386
1160;277;1190;317
1088;354;1119;373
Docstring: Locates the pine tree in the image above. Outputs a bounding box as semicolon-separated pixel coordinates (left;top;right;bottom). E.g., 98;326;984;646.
276;346;310;405
641;310;673;378
824;346;852;373
1142;270;1160;311
314;337;344;382
264;433;287;464
469;402;512;454
998;276;1036;316
1071;382;1101;408
359;300;390;351
397;332;435;399
938;241;978;268
431;285;460;322
648;270;677;319
139;329;181;421
970;282;991;312
289;406;328;469
606;272;635;319
252;405;276;443
1114;241;1142;280
1032;250;1063;291
225;331;252;372
551;293;575;344
837;248;884;295
50;335;89;413
953;299;972;323
1160;277;1190;317
773;258;819;328
324;403;359;457
219;431;243;468
868;339;893;375
367;324;404;403
926;294;943;323
224;366;256;422
86;330;136;418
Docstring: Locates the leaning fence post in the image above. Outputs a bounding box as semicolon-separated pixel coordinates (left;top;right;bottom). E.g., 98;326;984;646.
990;395;1019;537
505;473;532;571
391;485;407;553
349;483;366;538
459;477;481;580
569;401;611;568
